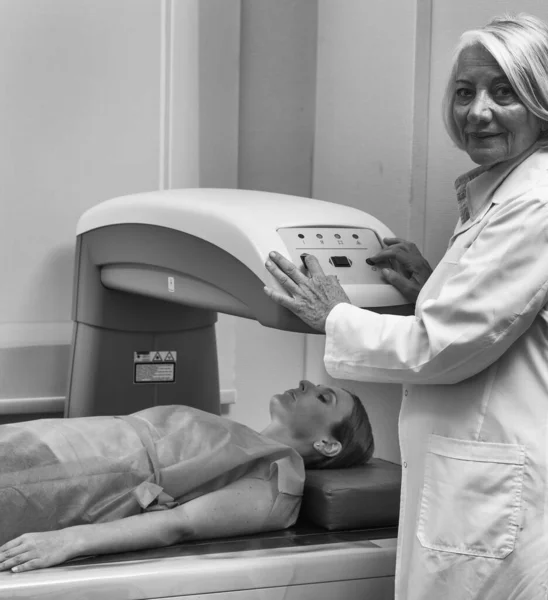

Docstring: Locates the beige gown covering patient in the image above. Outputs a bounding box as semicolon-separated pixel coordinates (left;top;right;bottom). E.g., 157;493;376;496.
0;405;305;546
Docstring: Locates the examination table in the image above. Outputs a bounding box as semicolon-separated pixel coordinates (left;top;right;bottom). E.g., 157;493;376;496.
0;459;401;599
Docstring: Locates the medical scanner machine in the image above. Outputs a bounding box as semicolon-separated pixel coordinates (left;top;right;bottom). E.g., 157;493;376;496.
0;189;405;600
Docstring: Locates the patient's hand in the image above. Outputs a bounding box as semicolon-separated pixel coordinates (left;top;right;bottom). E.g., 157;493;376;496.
0;530;77;572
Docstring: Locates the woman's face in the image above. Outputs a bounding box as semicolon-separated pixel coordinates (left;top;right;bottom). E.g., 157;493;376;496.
269;380;354;443
452;44;542;166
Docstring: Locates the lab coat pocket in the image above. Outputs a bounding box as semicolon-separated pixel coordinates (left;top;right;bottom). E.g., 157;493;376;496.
417;434;525;558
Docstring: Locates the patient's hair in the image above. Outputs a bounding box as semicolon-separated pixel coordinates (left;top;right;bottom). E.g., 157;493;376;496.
307;390;374;470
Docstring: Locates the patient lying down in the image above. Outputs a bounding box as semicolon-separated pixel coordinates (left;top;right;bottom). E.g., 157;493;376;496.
0;380;373;572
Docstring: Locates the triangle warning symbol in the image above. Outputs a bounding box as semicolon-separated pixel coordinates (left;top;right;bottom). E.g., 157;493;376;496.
153;352;163;362
165;351;175;361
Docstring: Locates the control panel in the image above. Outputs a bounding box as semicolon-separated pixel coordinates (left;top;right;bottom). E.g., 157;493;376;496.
277;227;388;286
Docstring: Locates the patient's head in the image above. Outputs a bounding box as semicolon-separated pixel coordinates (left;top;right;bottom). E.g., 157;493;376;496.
261;380;374;469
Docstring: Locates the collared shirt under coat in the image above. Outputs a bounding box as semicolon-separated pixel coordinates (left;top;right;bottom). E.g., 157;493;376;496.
324;147;548;599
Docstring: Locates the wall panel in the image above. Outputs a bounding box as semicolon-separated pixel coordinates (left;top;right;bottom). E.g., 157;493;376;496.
238;0;318;198
313;0;416;236
0;0;163;413
0;0;162;327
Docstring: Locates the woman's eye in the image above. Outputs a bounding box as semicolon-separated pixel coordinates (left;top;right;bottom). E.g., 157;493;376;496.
318;394;327;403
494;85;514;98
455;88;473;99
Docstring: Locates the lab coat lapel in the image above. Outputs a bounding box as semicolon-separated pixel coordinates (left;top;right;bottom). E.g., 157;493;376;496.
449;146;548;246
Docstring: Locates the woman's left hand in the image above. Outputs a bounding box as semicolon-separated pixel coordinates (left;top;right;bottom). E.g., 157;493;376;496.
0;530;77;572
264;251;351;333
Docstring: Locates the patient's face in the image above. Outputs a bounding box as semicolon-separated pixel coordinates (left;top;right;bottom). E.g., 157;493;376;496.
270;380;354;442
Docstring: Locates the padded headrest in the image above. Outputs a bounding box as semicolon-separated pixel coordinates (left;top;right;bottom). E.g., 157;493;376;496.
299;458;401;531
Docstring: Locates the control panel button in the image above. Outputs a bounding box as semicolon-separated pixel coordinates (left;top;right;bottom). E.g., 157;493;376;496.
330;256;352;267
276;227;385;288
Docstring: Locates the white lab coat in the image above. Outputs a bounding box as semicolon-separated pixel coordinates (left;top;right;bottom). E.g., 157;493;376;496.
324;147;548;600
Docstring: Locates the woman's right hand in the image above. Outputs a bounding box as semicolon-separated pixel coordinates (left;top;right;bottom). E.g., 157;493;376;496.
367;237;433;304
0;529;78;572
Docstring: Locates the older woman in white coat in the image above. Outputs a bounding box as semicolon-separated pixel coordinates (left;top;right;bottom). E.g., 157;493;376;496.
265;13;548;600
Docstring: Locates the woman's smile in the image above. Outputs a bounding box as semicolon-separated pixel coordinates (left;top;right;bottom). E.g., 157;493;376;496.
469;131;502;139
467;131;505;146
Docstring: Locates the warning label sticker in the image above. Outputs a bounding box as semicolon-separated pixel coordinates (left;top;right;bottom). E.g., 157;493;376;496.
133;350;177;384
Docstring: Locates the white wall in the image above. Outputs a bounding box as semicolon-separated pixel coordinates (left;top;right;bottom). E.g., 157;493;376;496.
238;0;318;197
0;0;162;326
0;0;162;413
0;0;241;418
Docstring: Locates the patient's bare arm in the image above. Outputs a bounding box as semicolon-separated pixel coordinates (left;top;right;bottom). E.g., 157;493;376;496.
0;510;184;573
0;477;291;572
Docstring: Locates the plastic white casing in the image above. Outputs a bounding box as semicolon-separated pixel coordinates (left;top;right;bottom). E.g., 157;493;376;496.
77;188;407;307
